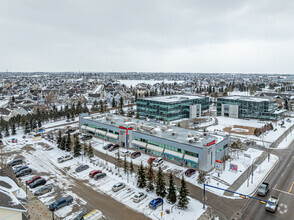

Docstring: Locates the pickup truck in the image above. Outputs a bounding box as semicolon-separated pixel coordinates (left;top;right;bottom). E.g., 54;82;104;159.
265;196;279;212
49;196;73;211
57;155;73;163
257;182;269;196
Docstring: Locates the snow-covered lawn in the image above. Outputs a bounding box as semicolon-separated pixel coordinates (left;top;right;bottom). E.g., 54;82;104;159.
206;116;294;143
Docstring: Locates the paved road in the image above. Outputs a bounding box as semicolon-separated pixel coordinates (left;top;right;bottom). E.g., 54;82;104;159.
241;144;294;219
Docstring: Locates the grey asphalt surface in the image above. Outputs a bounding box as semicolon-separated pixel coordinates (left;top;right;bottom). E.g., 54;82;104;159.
241;144;294;219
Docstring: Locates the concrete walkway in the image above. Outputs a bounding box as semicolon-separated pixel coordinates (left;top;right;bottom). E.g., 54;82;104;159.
223;151;268;196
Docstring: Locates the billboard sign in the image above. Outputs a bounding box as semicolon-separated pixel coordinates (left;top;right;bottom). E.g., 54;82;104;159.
230;163;238;171
215;160;223;174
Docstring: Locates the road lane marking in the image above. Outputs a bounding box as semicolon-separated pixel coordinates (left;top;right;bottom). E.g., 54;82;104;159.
288;181;294;193
287;163;290;167
281;172;285;177
273;188;294;196
274;184;277;189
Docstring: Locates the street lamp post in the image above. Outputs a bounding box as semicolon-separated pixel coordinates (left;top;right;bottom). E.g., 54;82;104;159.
251;157;258;184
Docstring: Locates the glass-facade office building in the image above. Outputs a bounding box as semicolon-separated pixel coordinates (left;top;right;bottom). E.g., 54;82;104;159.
217;96;279;120
137;95;209;121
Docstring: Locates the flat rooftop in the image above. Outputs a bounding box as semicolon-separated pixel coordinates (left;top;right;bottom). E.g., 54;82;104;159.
138;95;206;103
219;95;274;102
82;114;226;149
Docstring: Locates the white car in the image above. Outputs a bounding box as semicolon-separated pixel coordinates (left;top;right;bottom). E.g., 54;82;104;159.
112;182;126;192
265;196;279;212
133;192;147;203
57;155;73;163
153;157;163;167
115;150;129;158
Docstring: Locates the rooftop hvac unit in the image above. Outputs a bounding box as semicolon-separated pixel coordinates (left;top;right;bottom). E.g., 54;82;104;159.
188;138;195;143
150;129;156;134
106;116;111;121
194;137;199;141
204;132;208;137
172;132;177;136
162;126;167;131
188;133;194;137
97;115;103;118
111;121;116;124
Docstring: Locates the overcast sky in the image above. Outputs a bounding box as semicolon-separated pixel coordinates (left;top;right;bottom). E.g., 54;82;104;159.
0;0;293;73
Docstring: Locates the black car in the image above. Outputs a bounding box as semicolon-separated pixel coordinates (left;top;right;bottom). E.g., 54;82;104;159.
74;211;89;220
94;172;107;180
81;135;92;141
29;178;46;188
34;185;53;196
103;143;113;150
131;152;141;159
16;168;32;177
75;164;89;172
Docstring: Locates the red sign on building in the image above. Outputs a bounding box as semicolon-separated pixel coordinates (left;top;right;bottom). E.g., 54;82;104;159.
206;140;215;146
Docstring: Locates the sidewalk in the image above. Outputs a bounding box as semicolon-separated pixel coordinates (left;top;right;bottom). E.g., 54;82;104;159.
223;152;267;196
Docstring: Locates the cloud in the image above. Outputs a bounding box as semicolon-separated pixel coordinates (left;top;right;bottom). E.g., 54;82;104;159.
0;0;293;73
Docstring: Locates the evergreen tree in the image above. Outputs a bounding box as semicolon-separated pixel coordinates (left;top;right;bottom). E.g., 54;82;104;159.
5;125;9;137
88;142;94;157
83;143;88;156
130;160;134;175
156;166;166;198
146;163;155;192
178;175;189;209
112;97;116;108
24;121;30;134
0;131;2;139
167;173;177;204
73;136;81;157
115;151;122;169
60;136;66;150
120;96;123;109
38;120;42;128
137;162;146;188
123;156;129;174
91;100;99;112
57;130;62;146
65;132;71;151
12;123;16;135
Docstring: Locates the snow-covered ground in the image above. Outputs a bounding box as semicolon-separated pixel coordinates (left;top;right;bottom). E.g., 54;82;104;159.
2;129;205;220
118;80;185;87
206;116;294;143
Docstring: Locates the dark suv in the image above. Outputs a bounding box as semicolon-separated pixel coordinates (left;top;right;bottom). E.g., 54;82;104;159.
103;144;113;150
185;169;196;177
16;168;32;177
131;152;141;159
29;178;46;188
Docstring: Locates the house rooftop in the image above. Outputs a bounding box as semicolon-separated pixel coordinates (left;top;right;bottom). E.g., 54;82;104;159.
138;95;206;103
219;95;274;102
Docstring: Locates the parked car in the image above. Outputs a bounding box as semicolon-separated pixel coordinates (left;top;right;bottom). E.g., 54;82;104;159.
116;150;129;158
29;178;46;188
16;168;32;177
49;196;73;211
75;164;89;172
94;172;107;180
153;157;163;167
109;144;119;152
147;157;156;164
149;198;163;209
112;182;126;192
103;143;113;150
57;155;73;163
131;152;141;159
81;135;92;141
74;211;89;220
89;170;102;178
34;185;53;196
185;169;196;177
26;176;41;185
7;158;23;167
14;165;29;174
133;192;147;203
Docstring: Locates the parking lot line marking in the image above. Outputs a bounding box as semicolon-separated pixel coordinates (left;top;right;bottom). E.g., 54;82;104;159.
288;181;294;193
273;188;294;196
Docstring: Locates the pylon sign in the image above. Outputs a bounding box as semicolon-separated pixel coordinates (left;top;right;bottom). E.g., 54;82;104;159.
215;160;223;174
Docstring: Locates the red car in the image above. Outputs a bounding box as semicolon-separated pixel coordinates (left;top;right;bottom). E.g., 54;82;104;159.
147;157;156;164
25;176;41;185
89;170;102;178
185;169;196;177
